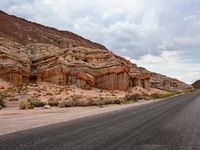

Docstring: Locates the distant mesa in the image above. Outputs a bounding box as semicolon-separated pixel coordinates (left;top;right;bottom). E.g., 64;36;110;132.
0;10;193;92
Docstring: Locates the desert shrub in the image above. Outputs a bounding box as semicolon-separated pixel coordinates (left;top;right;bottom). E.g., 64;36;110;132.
48;97;59;107
72;95;82;106
58;101;66;108
150;93;175;99
85;98;122;106
58;98;80;107
31;99;46;107
141;94;151;100
0;96;6;107
86;98;102;106
113;98;122;104
124;94;143;102
19;100;34;109
150;93;161;99
0;93;6;107
65;99;75;107
72;95;82;101
103;98;116;105
57;97;122;107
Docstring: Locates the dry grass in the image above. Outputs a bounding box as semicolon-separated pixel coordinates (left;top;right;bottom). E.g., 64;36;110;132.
0;96;6;107
124;94;144;103
47;97;59;107
0;92;7;107
58;100;66;108
19;98;46;109
123;92;183;104
19;100;34;109
31;99;46;107
57;97;122;107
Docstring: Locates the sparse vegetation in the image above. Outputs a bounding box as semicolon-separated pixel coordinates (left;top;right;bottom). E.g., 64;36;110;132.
19;100;34;109
124;94;144;103
62;99;73;107
58;100;67;108
0;92;7;108
0;95;6;107
31;99;46;107
48;97;59;107
57;97;123;107
19;98;47;109
123;92;183;104
150;93;177;99
184;89;194;93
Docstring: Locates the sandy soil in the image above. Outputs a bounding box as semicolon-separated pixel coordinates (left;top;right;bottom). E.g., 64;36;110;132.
0;100;156;136
0;80;167;136
1;80;167;108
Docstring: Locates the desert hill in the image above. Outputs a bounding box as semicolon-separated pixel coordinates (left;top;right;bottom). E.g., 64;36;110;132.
0;10;193;94
192;80;200;89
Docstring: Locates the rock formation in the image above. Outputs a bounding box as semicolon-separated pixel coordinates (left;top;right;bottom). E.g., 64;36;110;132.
192;80;200;89
0;11;193;92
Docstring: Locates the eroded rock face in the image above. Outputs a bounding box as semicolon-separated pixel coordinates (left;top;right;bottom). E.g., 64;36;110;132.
150;73;193;92
192;80;200;89
0;38;31;85
0;11;193;92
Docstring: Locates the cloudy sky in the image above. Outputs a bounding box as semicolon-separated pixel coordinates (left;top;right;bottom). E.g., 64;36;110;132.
0;0;200;84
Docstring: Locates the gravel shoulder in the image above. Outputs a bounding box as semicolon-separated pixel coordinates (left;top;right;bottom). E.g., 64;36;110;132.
0;100;157;135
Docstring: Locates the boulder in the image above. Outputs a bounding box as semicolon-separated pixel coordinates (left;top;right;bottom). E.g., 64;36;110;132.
44;105;51;109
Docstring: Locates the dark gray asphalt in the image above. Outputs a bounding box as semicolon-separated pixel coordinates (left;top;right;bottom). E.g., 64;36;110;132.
1;91;200;150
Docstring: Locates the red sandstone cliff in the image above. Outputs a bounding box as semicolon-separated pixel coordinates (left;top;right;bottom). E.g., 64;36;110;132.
0;11;192;92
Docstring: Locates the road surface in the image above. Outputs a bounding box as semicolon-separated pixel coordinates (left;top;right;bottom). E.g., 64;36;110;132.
1;91;200;150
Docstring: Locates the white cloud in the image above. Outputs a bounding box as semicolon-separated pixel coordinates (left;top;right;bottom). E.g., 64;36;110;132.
174;36;200;46
124;51;200;84
0;0;200;83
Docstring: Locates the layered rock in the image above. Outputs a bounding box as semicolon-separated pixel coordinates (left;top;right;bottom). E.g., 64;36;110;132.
192;80;200;89
0;38;30;85
0;11;193;92
150;73;193;92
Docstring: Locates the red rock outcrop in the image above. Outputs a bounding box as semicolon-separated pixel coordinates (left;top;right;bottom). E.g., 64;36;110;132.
0;11;193;92
192;80;200;89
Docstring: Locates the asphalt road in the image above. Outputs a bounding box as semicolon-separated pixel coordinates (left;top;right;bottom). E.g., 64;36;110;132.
1;91;200;150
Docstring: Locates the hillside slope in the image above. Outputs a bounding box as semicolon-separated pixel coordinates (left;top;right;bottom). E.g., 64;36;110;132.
192;80;200;89
0;10;193;93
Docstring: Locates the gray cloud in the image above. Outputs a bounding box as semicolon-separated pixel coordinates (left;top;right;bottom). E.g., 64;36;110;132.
0;0;200;83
